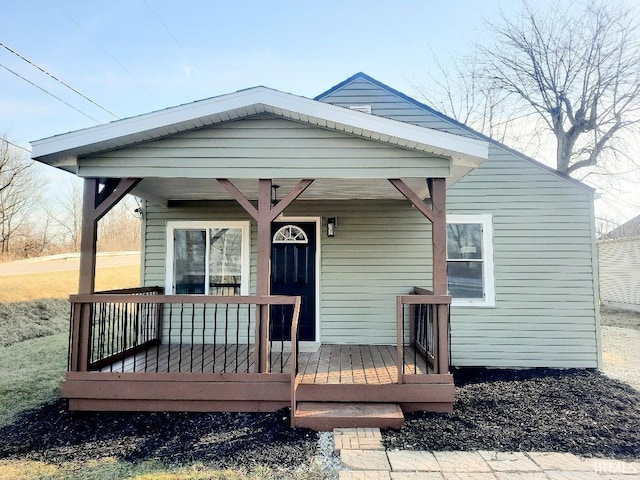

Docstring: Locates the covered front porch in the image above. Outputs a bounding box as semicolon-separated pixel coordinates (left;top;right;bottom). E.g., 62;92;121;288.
30;86;488;428
64;285;452;429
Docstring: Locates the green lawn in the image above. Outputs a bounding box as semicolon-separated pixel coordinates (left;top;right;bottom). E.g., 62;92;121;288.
0;333;67;426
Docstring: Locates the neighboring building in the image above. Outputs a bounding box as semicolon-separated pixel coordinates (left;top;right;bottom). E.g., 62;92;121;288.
599;215;640;312
30;73;601;430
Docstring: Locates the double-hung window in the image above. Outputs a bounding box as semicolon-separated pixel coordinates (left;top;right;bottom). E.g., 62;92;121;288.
166;221;250;295
446;214;495;307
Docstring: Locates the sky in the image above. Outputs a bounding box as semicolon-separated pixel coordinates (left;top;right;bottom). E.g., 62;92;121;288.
1;0;637;226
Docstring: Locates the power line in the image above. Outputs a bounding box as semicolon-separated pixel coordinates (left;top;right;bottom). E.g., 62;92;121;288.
0;41;120;120
51;0;164;108
0;137;31;153
142;0;213;86
0;62;101;123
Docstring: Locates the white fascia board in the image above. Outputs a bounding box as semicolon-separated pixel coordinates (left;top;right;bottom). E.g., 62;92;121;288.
31;86;489;167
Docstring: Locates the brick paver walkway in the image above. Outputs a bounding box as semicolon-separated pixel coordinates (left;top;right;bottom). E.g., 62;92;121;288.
334;428;640;479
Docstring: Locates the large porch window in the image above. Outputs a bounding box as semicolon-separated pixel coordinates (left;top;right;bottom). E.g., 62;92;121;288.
447;214;495;307
166;221;250;295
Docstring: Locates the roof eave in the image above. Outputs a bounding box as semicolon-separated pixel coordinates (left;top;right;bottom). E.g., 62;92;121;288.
31;86;488;169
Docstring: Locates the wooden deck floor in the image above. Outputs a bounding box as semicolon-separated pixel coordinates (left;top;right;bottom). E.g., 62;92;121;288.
100;344;429;384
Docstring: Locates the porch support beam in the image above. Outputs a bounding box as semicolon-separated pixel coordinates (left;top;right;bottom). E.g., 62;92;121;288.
388;179;436;223
268;179;315;221
216;179;259;221
79;177;141;294
388;178;448;295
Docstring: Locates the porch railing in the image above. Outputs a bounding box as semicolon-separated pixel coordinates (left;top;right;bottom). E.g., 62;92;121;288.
68;288;301;374
396;287;451;380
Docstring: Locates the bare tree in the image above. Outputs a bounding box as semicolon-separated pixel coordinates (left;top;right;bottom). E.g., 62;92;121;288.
0;135;43;260
98;197;141;252
54;179;83;252
411;52;512;143
479;1;640;177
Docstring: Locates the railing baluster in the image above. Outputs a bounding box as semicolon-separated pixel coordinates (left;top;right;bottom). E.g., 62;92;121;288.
246;304;251;373
201;303;207;373
235;304;240;373
167;303;173;373
224;304;229;373
190;303;195;373
178;303;185;373
212;303;218;373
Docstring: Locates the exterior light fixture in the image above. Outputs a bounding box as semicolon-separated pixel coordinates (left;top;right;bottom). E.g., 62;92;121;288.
327;217;336;237
271;184;280;205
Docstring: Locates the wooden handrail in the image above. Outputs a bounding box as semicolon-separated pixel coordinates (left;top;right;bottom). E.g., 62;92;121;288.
70;293;299;305
398;294;452;305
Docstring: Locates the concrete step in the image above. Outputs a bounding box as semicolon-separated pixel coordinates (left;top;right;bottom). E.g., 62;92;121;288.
293;402;404;431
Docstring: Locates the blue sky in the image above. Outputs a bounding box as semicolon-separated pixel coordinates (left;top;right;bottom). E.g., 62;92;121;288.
1;0;529;146
1;0;637;224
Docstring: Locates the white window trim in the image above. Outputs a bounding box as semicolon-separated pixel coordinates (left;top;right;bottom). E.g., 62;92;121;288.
165;221;251;295
447;214;495;307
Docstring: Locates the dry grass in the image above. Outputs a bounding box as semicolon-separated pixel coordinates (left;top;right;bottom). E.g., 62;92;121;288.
0;460;328;480
0;265;140;303
600;306;640;331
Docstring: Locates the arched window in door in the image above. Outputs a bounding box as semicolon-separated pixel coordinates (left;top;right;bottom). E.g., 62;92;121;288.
272;225;309;244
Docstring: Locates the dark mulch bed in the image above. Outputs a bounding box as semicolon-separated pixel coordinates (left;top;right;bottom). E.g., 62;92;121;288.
0;404;318;469
384;368;640;459
1;368;639;468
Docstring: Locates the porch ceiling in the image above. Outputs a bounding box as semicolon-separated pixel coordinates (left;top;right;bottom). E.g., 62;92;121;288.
132;177;435;204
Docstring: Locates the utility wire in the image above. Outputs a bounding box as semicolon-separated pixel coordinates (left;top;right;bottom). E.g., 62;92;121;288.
143;0;213;86
0;137;31;153
51;0;164;107
0;41;120;120
0;62;101;123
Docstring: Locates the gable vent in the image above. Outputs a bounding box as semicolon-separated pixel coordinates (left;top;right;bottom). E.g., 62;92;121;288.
349;105;372;114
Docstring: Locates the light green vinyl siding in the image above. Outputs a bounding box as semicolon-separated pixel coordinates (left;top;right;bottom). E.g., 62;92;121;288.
446;146;598;368
79;115;449;179
321;76;599;368
143;200;432;345
598;237;640;310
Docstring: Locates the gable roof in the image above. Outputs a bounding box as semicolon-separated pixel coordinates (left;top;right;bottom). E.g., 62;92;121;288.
31;85;488;175
600;214;640;240
316;72;593;193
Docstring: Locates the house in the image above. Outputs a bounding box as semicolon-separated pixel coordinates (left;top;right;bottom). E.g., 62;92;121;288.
30;73;601;430
598;215;640;312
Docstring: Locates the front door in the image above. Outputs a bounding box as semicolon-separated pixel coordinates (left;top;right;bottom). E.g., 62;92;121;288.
270;221;316;342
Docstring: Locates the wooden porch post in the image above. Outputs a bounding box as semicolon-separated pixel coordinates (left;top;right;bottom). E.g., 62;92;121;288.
217;178;315;372
428;178;447;296
72;177;140;372
389;178;450;375
257;179;272;372
78;178;142;294
78;179;99;295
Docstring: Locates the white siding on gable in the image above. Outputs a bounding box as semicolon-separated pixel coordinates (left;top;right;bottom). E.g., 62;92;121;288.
320;75;600;368
599;237;640;311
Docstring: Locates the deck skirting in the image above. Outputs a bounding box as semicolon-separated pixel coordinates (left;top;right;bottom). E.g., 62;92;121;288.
62;344;454;414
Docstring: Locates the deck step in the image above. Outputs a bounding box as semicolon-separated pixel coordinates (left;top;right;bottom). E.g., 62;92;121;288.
293;402;404;431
